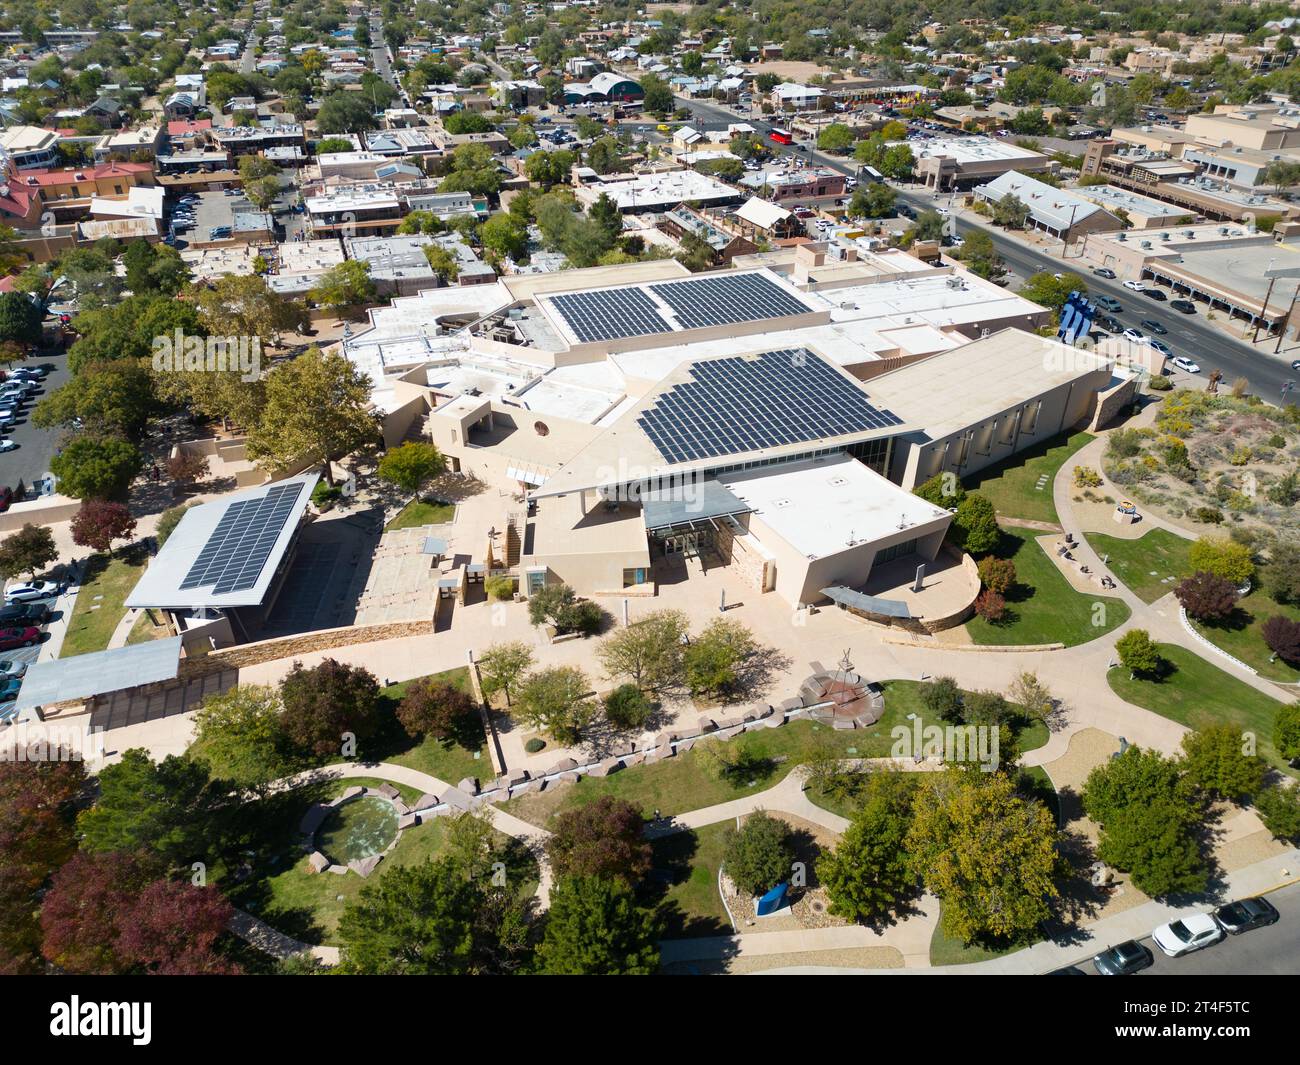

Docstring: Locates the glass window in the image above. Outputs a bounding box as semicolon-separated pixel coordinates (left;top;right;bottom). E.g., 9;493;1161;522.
876;538;917;565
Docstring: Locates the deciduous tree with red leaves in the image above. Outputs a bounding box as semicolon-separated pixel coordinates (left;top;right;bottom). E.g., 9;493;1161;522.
1174;570;1239;622
1263;615;1300;666
70;498;137;554
545;796;652;883
396;678;477;742
279;658;383;759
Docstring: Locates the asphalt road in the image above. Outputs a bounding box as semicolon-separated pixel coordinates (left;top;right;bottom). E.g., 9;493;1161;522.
371;45;408;106
1097;880;1300;976
0;346;69;491
675;97;1300;406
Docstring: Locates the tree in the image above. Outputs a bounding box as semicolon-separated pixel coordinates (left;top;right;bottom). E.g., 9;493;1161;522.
396;678;478;742
1173;570;1239;622
194;274;306;345
596;609;688;691
1113;626;1163;678
1263;616;1300;667
246;174;282;211
309;260;377;312
246;346;380;484
34;360;156;439
39;849;163;974
603;684;652;730
587;193;622;244
907;772;1060;944
1180;725;1267;803
1188;536;1255;586
1254;783;1300;842
440;143;504;197
189;685;291;790
315;136;354;154
480;212;530;262
951;493;1000;555
377;441;445;493
684;617;758;699
640;74;673;114
977;556;1016;595
49;435;143;500
167;450;210;489
816;122;855;152
526;582;603;635
1019;271;1087;314
1275;702;1300;764
68;499;135;555
723;811;794;897
0;524;57;580
820;772;919;922
516;667;595;745
848;181;896;219
546;796;652;883
921;676;964;722
0;291;42;352
913;472;965;508
477;642;534;707
954;229;1004;281
536;875;660;975
316;91;379;133
1082;746;1207;897
77;749;223;868
1008;671;1055;723
0;760;86;974
337;857;481;974
422;243;460;285
279;659;383;760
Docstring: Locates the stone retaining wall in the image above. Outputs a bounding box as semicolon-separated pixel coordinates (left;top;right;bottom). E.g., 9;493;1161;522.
179;619;434;679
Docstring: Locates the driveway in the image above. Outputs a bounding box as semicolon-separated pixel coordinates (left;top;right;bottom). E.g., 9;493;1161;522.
1;346;70;491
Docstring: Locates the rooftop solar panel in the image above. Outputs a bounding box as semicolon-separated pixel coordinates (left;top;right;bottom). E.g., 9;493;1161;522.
548;287;671;343
178;482;306;596
649;273;811;329
636;349;903;465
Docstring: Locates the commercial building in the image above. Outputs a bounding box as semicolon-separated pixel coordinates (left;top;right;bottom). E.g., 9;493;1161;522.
911;135;1052;191
572;169;743;213
0;126;61;170
973;171;1122;243
1069;183;1197;229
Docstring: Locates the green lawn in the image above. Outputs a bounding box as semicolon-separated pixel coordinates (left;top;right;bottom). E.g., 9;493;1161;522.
373;667;492;784
500;682;948;828
965;528;1131;647
61;549;148;658
1192;589;1300;685
1107;642;1292;773
227;779;536;946
385;498;456;531
962;429;1093;525
650;822;733;939
930;911;1033;966
1086;528;1192;604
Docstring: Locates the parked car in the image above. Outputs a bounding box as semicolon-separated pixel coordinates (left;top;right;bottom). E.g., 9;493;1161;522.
1093;940;1153;975
1147;338;1172;356
1096;314;1122;333
0;677;20;701
1095;296;1123;312
0;602;50;625
3;580;61;603
1144;288;1168;301
1171;355;1201;373
0;627;40;650
1121;327;1144;341
1171;299;1197;314
1213;896;1280;935
1092;267;1116;279
1139;319;1167;335
1122;280;1145;292
0;411;13;430
1152;913;1224;957
0;659;27;680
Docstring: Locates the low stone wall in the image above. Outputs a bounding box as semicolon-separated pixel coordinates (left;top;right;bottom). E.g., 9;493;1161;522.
180;618;433;679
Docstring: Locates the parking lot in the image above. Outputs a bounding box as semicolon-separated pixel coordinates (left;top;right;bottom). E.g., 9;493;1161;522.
1;349;68;490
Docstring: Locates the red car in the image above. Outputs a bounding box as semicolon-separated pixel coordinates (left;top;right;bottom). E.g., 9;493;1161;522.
0;626;39;650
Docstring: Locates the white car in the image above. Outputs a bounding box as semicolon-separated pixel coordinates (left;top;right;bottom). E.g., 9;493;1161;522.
1152;913;1224;957
1123;280;1145;291
0;439;15;452
3;580;61;603
0;659;28;679
1121;327;1144;341
1171;355;1201;373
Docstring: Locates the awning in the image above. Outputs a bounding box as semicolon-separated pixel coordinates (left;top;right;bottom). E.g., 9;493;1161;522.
643;479;753;533
506;465;548;486
821;586;912;619
14;636;184;712
421;536;448;555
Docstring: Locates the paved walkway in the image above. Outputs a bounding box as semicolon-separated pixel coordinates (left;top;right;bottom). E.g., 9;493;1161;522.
228;910;340;967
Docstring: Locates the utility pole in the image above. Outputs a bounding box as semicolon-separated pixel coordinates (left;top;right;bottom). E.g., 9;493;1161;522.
1252;271;1277;344
1275;280;1300;355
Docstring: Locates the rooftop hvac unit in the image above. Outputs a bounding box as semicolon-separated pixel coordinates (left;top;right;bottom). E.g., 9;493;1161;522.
1160;232;1170;240
1185;230;1195;238
1140;240;1152;249
1117;232;1126;241
839;301;857;310
507;307;523;319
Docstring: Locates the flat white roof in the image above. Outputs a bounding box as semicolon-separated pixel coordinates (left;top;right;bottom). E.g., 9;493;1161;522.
910;135;1047;166
719;453;950;559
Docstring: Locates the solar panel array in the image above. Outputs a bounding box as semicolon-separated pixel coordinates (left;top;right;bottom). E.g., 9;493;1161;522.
649;273;811;330
637;349;903;464
548;287;669;343
179;483;306;596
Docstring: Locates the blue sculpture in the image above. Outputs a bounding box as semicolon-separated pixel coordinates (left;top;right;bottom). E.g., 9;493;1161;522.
756;882;789;916
1056;290;1095;347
